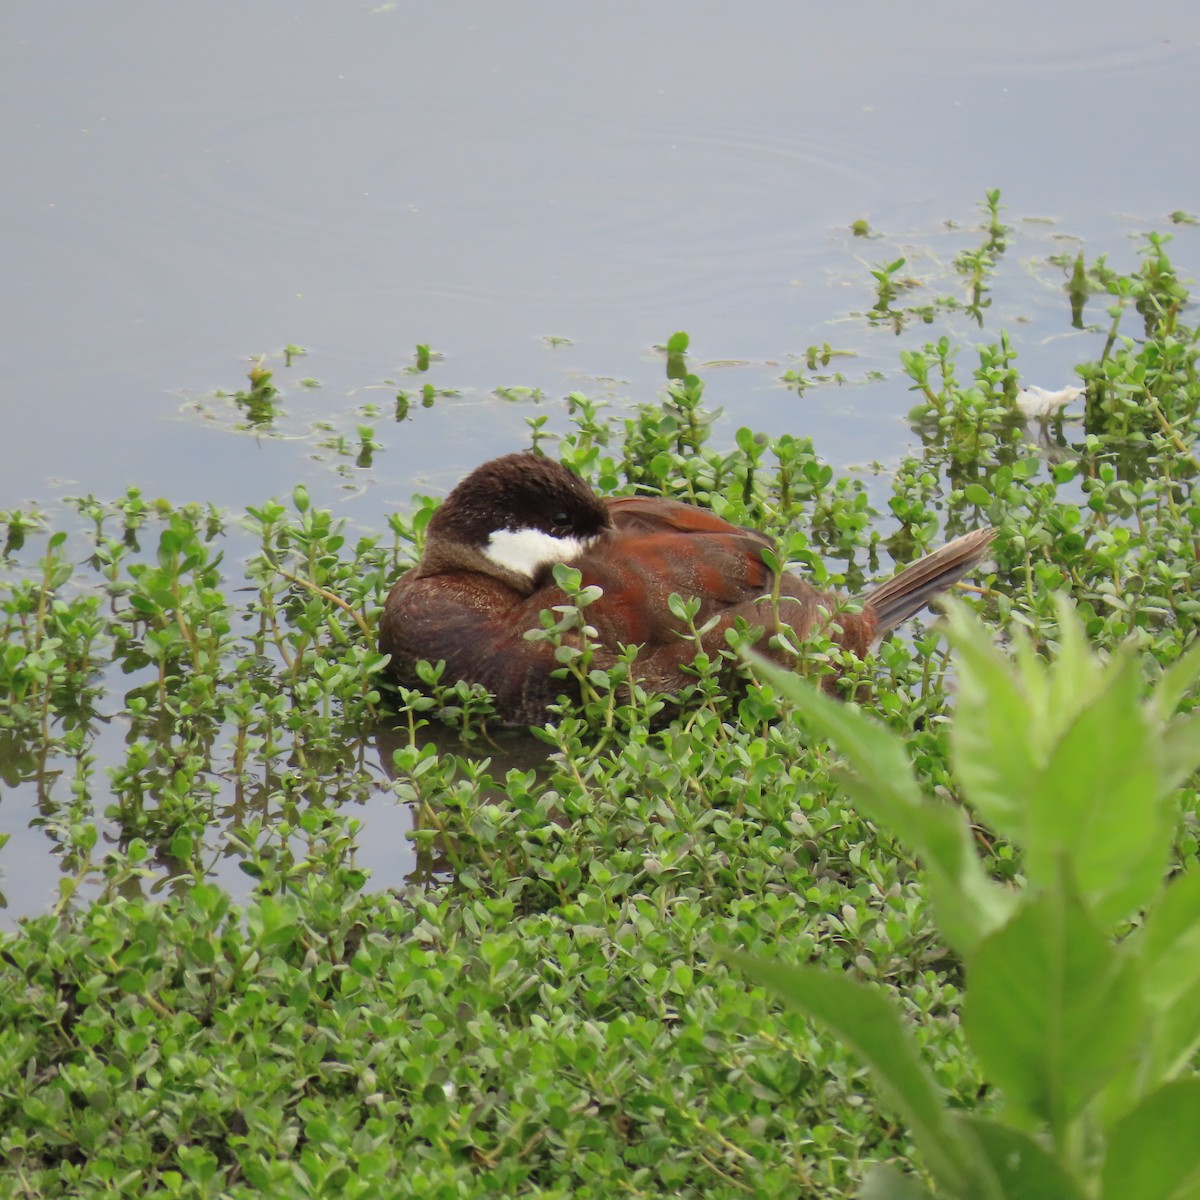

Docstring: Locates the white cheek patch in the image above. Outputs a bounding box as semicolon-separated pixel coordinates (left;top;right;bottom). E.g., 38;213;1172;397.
483;528;590;579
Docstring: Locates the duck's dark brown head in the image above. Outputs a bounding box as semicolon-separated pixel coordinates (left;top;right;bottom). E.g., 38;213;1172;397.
420;453;614;589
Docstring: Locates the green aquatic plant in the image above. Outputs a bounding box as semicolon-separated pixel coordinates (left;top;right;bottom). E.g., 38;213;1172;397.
735;601;1200;1198
664;329;690;379
233;357;282;427
0;218;1198;1198
855;189;1013;334
868;256;910;329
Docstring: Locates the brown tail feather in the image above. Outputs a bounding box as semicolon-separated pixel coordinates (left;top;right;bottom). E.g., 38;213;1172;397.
863;528;997;635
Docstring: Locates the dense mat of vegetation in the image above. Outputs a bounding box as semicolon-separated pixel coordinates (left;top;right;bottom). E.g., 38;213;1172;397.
1;217;1198;1196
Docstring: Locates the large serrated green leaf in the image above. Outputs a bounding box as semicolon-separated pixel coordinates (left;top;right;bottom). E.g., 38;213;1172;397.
1162;711;1200;792
944;604;1040;841
1132;867;1200;1084
1046;592;1104;727
1025;650;1169;927
951;1114;1086;1199
1102;1079;1200;1200
1140;868;1200;1010
963;884;1144;1136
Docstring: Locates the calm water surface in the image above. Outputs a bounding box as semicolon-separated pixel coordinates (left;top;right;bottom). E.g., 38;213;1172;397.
1;0;1198;923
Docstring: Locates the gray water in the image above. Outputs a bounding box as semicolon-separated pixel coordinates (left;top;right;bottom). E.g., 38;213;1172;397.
2;0;1199;922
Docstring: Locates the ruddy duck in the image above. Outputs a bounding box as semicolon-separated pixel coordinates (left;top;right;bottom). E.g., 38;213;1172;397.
379;453;997;725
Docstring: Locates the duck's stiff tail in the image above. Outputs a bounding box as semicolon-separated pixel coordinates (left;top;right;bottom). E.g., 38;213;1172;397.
863;528;998;636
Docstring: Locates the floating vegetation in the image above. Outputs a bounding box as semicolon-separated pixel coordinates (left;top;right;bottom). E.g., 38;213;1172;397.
1;209;1199;1197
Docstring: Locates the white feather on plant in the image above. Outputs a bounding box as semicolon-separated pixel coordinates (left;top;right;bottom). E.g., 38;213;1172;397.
1016;384;1084;419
